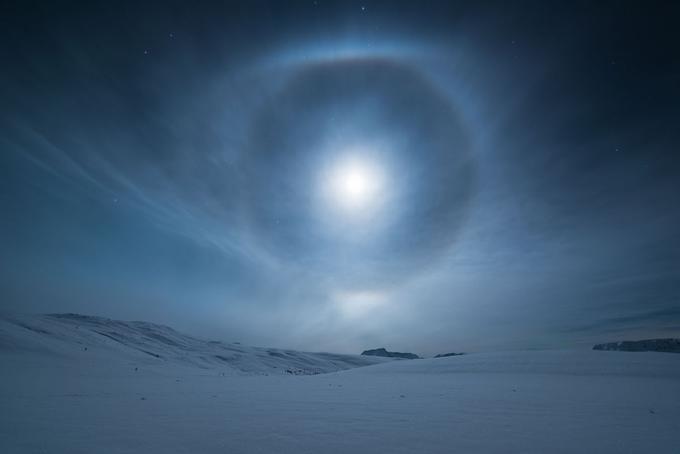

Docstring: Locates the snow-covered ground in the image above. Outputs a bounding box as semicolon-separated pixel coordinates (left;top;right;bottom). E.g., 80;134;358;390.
1;314;680;453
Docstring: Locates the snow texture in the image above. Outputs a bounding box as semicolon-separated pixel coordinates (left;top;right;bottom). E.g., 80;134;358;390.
1;314;680;453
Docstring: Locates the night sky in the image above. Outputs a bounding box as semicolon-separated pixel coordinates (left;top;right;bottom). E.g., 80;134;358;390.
1;1;679;354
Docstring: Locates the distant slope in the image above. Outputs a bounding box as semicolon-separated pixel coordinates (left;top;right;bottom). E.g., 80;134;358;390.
0;313;391;375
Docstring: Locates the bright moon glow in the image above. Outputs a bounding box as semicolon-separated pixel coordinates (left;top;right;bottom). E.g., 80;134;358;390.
324;154;387;215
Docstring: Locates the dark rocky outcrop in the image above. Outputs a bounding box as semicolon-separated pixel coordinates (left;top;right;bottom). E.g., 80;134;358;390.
361;348;419;359
593;338;680;353
434;352;465;358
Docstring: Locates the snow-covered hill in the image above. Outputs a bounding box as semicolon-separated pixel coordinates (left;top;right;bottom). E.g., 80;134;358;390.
0;313;391;375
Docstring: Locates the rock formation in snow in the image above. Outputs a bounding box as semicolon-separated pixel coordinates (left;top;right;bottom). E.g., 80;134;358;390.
434;352;465;358
361;347;419;359
593;338;680;353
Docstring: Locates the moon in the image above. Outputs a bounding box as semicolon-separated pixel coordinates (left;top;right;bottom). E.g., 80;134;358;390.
321;151;388;217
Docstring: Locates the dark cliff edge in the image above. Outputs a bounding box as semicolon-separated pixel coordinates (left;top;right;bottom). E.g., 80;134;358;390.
361;348;419;359
593;338;680;353
434;352;465;358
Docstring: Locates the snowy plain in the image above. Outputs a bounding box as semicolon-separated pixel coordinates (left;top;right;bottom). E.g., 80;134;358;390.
1;314;679;453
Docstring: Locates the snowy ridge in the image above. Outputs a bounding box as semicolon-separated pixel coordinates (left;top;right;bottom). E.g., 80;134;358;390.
0;313;390;375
